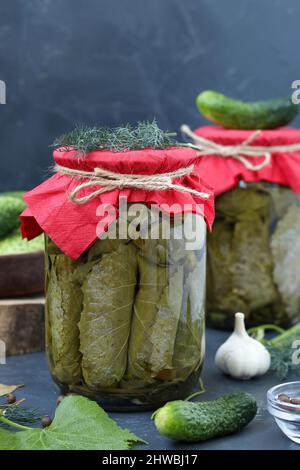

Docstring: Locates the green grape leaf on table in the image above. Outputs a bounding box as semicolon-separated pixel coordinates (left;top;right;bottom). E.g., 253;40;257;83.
0;395;144;450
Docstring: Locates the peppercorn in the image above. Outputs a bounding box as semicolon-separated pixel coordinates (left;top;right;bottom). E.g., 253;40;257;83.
290;397;300;405
6;393;16;404
41;416;52;428
277;393;300;405
56;395;65;406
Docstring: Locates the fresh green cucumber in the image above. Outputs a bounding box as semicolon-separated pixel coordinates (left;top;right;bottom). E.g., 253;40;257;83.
0;191;25;201
0;229;44;255
152;392;257;442
196;90;298;129
0;196;26;239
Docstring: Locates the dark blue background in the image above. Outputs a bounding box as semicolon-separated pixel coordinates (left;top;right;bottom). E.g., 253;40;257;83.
0;0;299;190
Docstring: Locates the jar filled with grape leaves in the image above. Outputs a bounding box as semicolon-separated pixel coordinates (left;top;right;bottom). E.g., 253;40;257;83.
20;123;215;410
183;125;300;329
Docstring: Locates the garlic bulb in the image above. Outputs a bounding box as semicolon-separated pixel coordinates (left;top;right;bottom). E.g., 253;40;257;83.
215;312;271;380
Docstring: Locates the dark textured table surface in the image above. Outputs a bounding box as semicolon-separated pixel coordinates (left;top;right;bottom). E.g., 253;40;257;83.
1;328;299;450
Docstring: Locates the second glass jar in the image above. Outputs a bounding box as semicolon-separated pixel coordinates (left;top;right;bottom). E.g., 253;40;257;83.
207;182;300;329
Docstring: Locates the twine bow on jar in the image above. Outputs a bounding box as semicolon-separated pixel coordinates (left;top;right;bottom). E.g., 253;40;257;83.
54;164;210;205
181;124;300;171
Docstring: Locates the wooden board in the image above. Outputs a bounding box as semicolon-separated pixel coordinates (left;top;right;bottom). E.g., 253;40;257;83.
0;251;44;298
0;297;45;356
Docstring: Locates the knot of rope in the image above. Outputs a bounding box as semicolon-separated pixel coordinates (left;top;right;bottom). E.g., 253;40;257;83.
54;163;210;205
181;124;300;171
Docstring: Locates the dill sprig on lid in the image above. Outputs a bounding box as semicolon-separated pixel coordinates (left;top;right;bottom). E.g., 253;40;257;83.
52;119;178;154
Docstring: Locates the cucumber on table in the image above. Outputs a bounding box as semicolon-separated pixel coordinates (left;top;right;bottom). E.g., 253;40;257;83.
0;196;26;239
152;392;257;442
196;90;298;129
0;191;25;200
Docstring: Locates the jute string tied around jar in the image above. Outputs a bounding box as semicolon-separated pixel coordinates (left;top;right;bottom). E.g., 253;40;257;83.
181;124;300;171
54;163;210;205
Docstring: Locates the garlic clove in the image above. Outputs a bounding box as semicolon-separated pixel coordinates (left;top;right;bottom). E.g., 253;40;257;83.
215;312;271;380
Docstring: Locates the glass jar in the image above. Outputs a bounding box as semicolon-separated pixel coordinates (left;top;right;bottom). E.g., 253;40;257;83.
207;181;300;329
45;208;206;410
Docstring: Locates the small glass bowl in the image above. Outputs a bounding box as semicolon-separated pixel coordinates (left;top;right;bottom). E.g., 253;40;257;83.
267;381;300;444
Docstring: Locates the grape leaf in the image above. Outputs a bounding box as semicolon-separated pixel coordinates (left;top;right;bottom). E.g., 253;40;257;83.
0;395;144;450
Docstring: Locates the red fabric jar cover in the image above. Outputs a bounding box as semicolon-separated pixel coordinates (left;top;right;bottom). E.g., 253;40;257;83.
20;147;215;260
193;126;300;196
